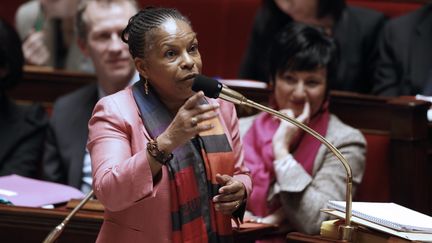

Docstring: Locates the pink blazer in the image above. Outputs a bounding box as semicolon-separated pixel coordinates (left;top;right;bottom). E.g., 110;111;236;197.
87;87;252;243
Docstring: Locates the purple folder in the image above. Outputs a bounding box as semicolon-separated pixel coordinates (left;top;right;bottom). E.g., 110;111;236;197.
0;174;85;207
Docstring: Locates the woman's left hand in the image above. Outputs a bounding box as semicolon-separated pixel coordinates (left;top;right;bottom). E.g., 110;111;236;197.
212;174;246;215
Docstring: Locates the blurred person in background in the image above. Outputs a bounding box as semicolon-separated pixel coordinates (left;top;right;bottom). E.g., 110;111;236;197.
373;3;432;96
0;18;48;178
15;0;93;72
239;0;385;94
240;23;366;239
42;0;138;193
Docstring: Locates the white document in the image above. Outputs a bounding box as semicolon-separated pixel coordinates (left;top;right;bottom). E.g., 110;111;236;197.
327;201;432;233
322;209;432;242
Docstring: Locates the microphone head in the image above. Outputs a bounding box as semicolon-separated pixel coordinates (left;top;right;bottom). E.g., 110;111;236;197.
192;74;223;98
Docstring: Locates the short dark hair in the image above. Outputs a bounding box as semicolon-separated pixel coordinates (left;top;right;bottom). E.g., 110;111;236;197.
121;7;191;59
0;18;24;90
268;22;338;87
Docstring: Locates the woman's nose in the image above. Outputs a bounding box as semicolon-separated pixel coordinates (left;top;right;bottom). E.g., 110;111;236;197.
292;82;306;99
180;52;195;69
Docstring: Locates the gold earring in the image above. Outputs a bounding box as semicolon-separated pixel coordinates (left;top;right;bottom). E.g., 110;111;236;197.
144;78;149;95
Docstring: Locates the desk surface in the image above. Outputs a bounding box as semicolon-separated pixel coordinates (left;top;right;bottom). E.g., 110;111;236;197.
286;232;347;243
0;204;276;243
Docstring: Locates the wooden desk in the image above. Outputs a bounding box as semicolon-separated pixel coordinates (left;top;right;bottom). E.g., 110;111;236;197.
0;204;275;243
7;66;96;103
286;232;345;243
0;205;101;243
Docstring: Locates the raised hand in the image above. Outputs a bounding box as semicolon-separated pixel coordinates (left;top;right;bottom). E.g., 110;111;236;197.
272;102;310;160
22;30;50;66
212;174;246;215
157;91;219;152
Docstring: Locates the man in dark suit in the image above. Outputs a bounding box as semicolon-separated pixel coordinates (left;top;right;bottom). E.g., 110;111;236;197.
0;18;47;178
42;0;138;192
373;4;432;96
239;0;385;94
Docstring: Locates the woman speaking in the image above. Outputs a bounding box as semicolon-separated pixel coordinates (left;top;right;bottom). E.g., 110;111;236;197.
87;7;251;243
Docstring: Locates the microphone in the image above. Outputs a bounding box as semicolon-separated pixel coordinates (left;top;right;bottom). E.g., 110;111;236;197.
192;74;356;241
192;75;247;105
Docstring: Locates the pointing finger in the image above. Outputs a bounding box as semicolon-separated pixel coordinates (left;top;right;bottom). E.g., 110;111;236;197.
297;102;310;123
183;91;204;110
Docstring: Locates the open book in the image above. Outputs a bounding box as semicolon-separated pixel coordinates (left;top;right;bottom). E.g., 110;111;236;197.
327;201;432;234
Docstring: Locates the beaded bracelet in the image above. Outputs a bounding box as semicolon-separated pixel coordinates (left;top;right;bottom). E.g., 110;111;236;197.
146;138;173;165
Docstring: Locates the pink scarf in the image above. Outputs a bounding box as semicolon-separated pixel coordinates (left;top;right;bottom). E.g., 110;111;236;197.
243;103;329;217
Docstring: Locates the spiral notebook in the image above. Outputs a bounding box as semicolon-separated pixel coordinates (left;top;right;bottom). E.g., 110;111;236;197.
327;201;432;234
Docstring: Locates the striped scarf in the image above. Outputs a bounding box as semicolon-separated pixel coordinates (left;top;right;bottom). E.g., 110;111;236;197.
132;81;235;243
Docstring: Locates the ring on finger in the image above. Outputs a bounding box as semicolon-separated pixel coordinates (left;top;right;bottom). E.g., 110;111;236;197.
191;116;198;127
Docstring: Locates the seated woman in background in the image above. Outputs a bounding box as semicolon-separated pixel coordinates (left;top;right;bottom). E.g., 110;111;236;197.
0;18;48;178
240;23;366;239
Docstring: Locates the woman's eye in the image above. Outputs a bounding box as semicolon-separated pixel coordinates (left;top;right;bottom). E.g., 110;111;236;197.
189;44;198;53
306;80;321;87
165;50;176;58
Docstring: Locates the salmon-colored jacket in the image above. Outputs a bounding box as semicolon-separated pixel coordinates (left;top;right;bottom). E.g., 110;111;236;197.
87;87;252;243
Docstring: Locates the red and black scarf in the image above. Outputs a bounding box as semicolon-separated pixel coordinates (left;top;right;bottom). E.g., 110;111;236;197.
133;81;235;243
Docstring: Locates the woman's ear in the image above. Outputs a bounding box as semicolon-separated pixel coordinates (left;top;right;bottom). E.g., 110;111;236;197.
134;57;148;79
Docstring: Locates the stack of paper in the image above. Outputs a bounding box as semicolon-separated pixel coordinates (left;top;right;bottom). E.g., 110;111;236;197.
322;201;432;242
0;174;84;207
320;219;413;243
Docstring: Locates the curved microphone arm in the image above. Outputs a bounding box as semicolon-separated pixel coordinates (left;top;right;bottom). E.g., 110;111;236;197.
219;86;355;241
43;190;95;243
